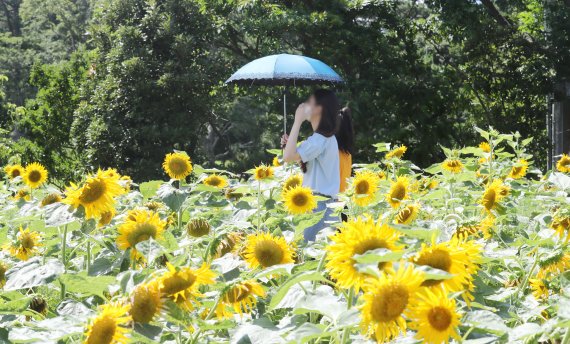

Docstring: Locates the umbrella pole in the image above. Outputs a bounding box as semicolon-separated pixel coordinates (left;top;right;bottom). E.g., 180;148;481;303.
283;86;287;135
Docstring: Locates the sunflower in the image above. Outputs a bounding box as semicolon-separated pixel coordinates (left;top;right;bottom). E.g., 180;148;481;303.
453;216;494;241
215;280;266;319
224;188;244;201
480;179;508;213
407;288;462;344
557;154;570;173
508;159;528;179
394;203;420;225
282;174;303;192
479;142;491;153
326;216;403;291
377;170;387;180
282;185;317;214
64;169;125;219
359;263;424;343
158;262;216;310
98;209;115;228
4;164;24;179
253;165;274;180
411;238;481;304
203;174;228;188
386;176;410;208
14;189;31;201
243;232;295;269
84;302;131;344
145;201;163;211
537;252;570;278
116;209;166;259
186;218;211;237
441;159;464;174
551;213;570;242
8;226;42;261
102;168;121;179
385;145;407;160
130;281;163;323
162;152;193;180
22;162;48;189
40;193;62;207
529;278;549;300
214;232;244;258
272;156;281;167
0;261;7;288
351;170;380;206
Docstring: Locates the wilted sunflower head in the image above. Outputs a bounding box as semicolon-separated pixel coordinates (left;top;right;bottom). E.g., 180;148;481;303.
481;179;508;212
4;164;24;179
394;203;420;225
203;174;228;188
163;152;193;180
22;162;48;189
130;281;163;324
98;209;115;228
385;145;407;160
351;170;380;207
282;185;317;215
243;232;295;269
28;296;48;316
186;218;211;237
557;154;570;173
442;159;464;174
215;280;266;319
40;193;63;207
84;302;130;344
386;176;410;208
145;201;163;211
282;174;302;191
253;165;274;181
214;232;243;258
529;278;549;300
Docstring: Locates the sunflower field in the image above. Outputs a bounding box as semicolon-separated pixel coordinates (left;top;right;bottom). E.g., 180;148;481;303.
1;127;570;344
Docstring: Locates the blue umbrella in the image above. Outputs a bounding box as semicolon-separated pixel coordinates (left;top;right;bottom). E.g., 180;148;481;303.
225;53;344;133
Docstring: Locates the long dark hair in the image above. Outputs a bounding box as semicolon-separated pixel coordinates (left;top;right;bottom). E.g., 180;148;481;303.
313;88;341;137
300;89;341;173
336;107;354;155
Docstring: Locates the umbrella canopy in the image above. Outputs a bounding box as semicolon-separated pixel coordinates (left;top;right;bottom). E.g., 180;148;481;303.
224;53;344;86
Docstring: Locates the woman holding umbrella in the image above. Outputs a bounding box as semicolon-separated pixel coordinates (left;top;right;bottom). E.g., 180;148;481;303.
281;88;341;241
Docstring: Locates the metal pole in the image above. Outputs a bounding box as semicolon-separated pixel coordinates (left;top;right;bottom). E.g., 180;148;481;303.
283;87;287;134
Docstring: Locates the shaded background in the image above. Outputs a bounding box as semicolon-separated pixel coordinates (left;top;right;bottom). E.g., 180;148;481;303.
1;0;569;183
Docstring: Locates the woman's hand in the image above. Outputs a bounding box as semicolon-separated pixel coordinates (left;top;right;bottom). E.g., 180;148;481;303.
294;103;310;123
280;134;289;148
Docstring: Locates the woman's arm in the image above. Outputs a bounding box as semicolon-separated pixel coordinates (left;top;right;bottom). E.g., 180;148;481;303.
283;104;309;163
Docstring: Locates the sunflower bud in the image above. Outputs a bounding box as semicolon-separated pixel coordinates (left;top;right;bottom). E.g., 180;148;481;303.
186;218;210;237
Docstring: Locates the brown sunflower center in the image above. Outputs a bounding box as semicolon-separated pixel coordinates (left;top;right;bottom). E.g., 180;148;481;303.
27;170;42;183
370;284;409;323
356;180;370;194
284;178;301;190
168;158;189;175
390;184;406;201
161;272;197;295
416;248;452;286
20;234;35;250
87;316;116;344
126;223;158;247
427;306;452;331
130;287;159;323
254;239;284;267
80;179;107;204
397;207;413;223
207;177;222;186
291;192;308;207
483;189;496;210
10;169;21;178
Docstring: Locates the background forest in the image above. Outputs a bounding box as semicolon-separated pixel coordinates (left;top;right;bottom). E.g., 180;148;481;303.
1;0;569;182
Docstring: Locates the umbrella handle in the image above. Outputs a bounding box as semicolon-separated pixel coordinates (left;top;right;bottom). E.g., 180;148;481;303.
283;87;287;135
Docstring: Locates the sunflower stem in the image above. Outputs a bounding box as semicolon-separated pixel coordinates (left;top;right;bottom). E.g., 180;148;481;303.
346;287;354;309
562;326;570;344
517;250;539;300
257;180;262;231
313;252;327;291
86;239;91;275
61;224;68;272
